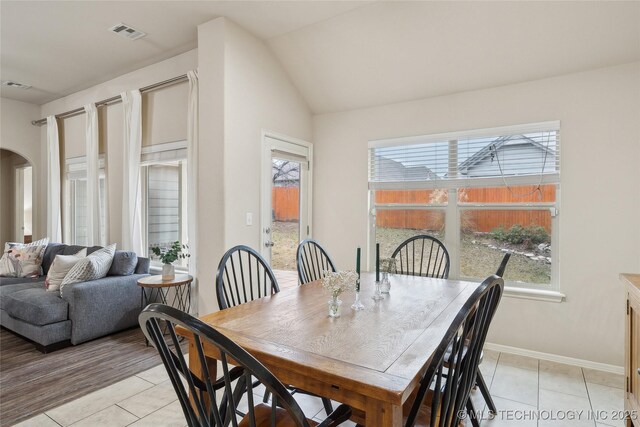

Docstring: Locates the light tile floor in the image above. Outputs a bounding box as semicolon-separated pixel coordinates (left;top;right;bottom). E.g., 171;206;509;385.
14;351;626;427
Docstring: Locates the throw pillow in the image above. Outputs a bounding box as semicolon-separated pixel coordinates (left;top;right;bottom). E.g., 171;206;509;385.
107;251;138;276
0;238;49;278
60;244;116;297
45;249;87;292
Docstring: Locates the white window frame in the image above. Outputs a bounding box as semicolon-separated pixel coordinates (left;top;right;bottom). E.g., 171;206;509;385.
140;141;188;271
64;156;108;246
368;122;564;302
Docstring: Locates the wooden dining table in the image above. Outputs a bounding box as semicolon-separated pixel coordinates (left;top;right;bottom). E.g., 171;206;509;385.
180;272;481;426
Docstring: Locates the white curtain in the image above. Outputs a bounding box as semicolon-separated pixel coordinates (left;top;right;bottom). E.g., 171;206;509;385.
187;70;199;314
46;116;62;242
121;90;143;254
84;104;101;245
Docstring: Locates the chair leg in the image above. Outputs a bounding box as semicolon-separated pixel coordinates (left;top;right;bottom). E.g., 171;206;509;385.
466;399;480;427
476;370;496;414
321;397;333;415
263;390;271;404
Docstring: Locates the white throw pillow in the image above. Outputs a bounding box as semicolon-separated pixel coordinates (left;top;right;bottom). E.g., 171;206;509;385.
60;244;116;297
0;238;49;278
45;249;87;292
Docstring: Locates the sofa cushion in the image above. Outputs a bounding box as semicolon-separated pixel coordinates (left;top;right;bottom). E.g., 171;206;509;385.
108;251;138;276
0;281;43;310
0;276;45;287
2;287;68;325
42;243;67;276
0;238;49;278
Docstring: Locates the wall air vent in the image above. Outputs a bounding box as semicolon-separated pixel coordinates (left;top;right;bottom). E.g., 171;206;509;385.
108;23;146;40
1;80;31;90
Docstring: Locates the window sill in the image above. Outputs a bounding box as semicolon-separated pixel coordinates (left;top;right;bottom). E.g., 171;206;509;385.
503;286;565;303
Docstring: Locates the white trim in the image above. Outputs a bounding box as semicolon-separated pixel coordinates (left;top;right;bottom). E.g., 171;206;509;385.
503;286;565;302
484;343;624;375
369;121;561;149
140;140;187;155
260;131;313;263
66;155;106;171
368;173;560;190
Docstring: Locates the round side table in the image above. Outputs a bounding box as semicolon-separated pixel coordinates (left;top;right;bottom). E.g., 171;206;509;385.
137;274;193;314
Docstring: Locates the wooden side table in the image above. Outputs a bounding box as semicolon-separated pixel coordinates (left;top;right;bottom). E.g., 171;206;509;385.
137;274;193;315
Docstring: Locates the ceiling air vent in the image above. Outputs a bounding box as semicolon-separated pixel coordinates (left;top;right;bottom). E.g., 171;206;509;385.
108;23;146;40
1;80;31;90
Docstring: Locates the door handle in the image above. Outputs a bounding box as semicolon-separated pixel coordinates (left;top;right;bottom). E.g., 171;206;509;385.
265;241;275;248
637;368;640;376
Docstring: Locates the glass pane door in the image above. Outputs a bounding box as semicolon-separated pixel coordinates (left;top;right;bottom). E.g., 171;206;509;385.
270;158;301;270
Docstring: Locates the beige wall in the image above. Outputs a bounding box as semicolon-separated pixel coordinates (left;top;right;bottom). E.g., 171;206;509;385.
312;62;640;366
0;98;42;240
40;50;197;247
196;18;226;316
194;17;313;315
223;19;313;249
0;151;30;244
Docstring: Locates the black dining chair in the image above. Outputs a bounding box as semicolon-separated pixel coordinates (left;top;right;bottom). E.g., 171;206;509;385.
215;244;334;416
391;235;450;279
404;275;504;427
496;252;511;277
139;303;352;427
469;252;511;420
215;245;280;310
296;239;337;284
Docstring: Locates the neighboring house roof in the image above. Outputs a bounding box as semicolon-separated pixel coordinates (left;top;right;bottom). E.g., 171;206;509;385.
373;155;438;181
455;135;557;178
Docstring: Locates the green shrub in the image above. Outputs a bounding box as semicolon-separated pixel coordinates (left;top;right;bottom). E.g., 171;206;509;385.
490;226;507;241
490;224;549;245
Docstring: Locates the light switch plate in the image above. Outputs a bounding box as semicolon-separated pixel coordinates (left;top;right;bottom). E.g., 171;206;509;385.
246;212;253;226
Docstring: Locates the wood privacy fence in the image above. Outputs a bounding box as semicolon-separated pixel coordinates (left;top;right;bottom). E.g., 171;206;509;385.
272;186;300;222
273;185;554;232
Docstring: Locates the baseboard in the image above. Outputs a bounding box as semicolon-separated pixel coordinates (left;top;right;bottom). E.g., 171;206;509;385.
484;342;624;375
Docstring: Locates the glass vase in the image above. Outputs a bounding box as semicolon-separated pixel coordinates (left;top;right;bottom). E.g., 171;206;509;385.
328;296;342;317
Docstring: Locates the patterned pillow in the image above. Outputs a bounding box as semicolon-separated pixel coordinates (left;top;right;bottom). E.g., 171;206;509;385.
0;238;49;278
45;249;87;292
60;244;116;297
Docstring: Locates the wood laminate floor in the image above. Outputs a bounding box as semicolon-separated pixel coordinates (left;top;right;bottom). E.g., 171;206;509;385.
0;326;162;427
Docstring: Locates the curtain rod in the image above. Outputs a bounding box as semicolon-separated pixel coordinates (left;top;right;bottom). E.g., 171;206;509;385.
31;74;188;126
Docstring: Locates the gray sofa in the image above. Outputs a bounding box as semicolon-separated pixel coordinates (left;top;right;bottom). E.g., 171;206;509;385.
0;243;150;352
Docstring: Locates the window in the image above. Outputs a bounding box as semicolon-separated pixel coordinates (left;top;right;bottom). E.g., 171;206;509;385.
140;142;188;268
65;158;107;246
368;122;560;291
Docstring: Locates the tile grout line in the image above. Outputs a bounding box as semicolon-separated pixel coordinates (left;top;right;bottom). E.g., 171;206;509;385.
581;367;598;427
536;358;540;427
115;403;142;422
45;413;63;427
123;398;179;426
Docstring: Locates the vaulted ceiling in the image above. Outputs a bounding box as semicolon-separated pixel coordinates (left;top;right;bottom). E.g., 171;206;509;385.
2;1;639;113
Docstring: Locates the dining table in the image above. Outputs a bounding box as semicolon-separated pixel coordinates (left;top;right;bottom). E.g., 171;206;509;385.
179;272;482;426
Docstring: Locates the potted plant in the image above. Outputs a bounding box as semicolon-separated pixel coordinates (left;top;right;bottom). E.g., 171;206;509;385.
151;241;190;281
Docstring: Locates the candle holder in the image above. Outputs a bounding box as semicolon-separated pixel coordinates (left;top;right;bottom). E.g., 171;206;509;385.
380;272;391;294
371;281;384;301
351;290;365;310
